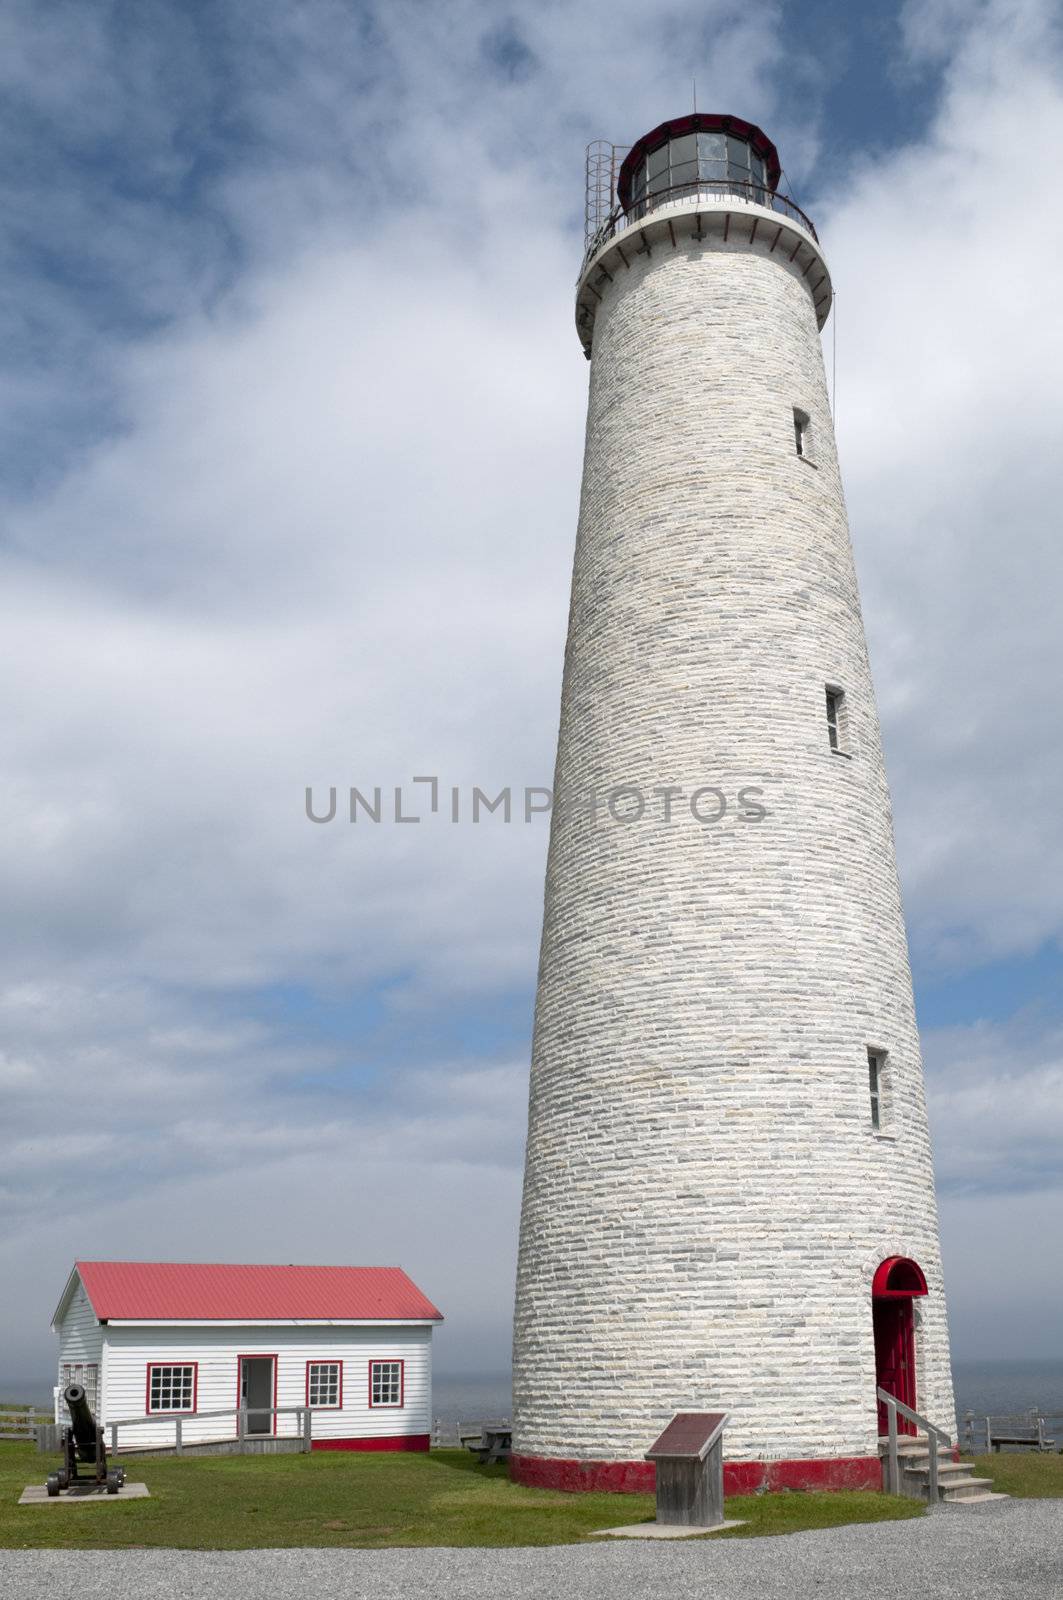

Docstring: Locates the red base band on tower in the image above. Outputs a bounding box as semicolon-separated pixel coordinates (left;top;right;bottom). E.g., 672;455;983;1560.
511;1452;883;1495
312;1434;430;1453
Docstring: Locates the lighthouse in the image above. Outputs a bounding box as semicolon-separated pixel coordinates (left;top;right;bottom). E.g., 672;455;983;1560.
512;114;955;1493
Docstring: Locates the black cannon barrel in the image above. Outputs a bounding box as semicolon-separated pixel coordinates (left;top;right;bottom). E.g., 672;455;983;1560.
63;1382;98;1452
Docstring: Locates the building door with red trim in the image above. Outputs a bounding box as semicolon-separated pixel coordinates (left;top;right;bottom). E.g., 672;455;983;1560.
873;1298;916;1435
239;1356;275;1436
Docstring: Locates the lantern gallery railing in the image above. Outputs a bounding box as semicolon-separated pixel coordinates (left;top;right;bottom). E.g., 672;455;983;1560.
580;179;819;281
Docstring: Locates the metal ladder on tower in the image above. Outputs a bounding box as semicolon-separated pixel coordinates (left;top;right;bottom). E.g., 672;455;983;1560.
878;1389;1008;1506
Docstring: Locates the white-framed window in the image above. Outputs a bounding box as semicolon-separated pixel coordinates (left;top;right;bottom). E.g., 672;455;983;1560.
868;1048;888;1130
147;1363;197;1413
369;1359;404;1408
59;1363;98;1413
307;1361;342;1409
825;686;849;754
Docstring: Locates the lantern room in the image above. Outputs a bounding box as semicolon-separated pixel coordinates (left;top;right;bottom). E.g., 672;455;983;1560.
617;113;782;221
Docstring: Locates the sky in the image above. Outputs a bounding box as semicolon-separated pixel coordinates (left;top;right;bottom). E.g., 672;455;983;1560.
1;0;1062;1392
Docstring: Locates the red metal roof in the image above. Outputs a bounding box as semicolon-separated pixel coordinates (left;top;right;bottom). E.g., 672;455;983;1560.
72;1261;443;1322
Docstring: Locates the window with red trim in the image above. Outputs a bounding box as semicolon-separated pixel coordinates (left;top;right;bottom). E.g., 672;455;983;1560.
147;1363;196;1413
307;1361;342;1409
60;1363;98;1413
369;1359;404;1407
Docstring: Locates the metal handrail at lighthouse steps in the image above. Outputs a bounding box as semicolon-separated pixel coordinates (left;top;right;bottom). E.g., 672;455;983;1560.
878;1386;953;1501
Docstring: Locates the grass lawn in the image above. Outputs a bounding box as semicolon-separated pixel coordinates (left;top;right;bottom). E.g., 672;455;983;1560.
962;1452;1063;1498
0;1442;923;1549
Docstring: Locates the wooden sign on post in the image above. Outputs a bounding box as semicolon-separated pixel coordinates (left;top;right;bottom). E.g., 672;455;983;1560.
645;1411;729;1528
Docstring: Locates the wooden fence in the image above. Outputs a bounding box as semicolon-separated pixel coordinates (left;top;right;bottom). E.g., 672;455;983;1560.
105;1405;313;1455
962;1410;1062;1453
0;1408;53;1441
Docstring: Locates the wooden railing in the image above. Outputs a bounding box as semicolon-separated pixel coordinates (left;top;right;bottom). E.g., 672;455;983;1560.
0;1407;53;1441
962;1410;1060;1453
877;1388;952;1501
102;1405;312;1454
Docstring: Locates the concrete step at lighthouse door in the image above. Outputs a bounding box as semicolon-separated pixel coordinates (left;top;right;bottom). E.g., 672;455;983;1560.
893;1439;1009;1506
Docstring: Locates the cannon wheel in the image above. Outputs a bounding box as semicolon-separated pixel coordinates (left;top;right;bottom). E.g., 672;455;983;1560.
45;1474;60;1497
56;1469;70;1491
106;1470;122;1495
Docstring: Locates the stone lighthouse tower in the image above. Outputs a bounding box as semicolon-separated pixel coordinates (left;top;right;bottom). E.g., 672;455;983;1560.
512;114;955;1493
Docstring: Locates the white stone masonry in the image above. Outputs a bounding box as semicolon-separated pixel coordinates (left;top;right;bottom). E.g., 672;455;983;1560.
512;197;955;1467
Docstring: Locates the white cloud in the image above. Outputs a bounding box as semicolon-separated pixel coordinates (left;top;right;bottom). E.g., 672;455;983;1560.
0;1143;522;1381
818;0;1063;972
925;1015;1063;1195
940;1185;1063;1360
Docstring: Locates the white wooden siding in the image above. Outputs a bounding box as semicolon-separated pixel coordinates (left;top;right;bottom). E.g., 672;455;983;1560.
55;1282;104;1421
101;1323;433;1448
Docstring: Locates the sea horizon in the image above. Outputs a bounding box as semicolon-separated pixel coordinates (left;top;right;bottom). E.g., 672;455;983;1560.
8;1359;1063;1430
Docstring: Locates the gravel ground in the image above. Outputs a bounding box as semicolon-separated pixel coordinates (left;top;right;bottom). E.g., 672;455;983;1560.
2;1499;1060;1600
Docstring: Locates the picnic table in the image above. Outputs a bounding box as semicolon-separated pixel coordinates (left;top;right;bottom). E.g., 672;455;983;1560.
963;1410;1058;1453
461;1422;512;1465
988;1417;1056;1452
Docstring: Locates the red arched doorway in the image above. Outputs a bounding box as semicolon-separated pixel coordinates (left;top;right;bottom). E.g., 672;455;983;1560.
872;1257;927;1435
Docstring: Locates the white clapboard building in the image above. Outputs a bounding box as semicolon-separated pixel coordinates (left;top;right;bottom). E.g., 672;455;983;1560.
52;1260;442;1451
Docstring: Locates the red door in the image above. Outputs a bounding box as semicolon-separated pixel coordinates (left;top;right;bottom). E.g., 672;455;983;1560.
873;1298;916;1435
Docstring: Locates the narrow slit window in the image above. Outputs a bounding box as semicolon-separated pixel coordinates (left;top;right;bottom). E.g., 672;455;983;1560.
793;407;810;457
867;1049;886;1130
825;686;847;753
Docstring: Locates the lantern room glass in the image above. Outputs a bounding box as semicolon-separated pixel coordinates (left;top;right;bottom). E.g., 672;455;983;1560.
627;132;770;218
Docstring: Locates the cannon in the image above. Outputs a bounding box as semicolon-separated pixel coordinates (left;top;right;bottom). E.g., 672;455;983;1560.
45;1383;125;1496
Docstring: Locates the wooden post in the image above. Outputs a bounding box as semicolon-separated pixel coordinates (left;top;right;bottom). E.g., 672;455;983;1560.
928;1432;939;1504
110;1422;118;1454
986;1417;993;1453
303;1407;312;1452
238;1407;246;1454
175;1416;183;1455
886;1399;899;1496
